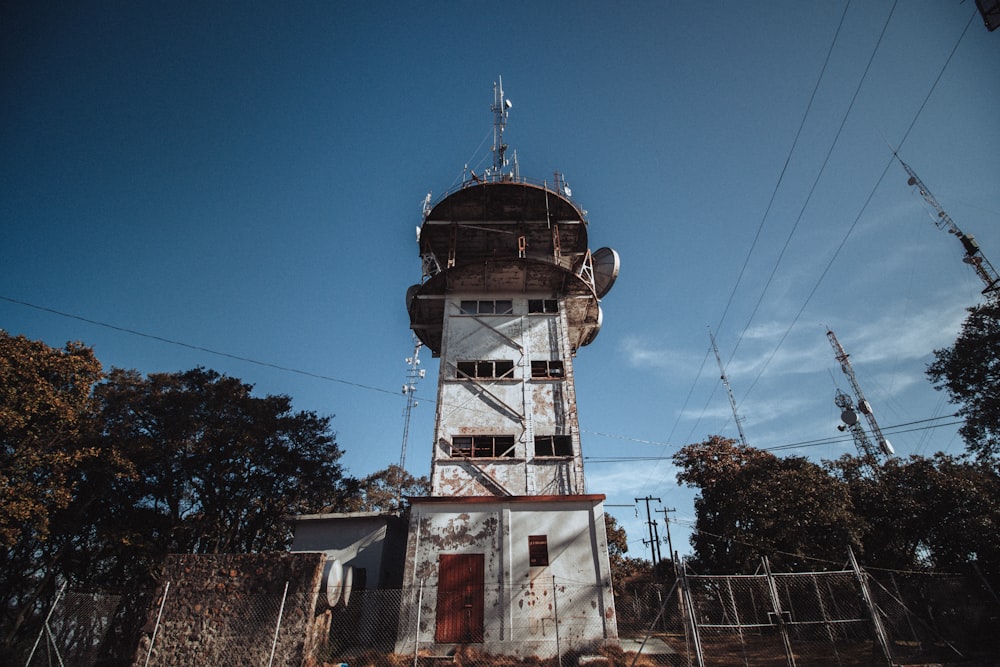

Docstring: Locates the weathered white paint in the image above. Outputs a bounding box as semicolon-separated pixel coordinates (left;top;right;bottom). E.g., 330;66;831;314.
289;512;407;589
395;496;618;657
431;295;585;497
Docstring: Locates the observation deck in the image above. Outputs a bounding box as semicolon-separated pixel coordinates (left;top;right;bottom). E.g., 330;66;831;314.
407;177;615;356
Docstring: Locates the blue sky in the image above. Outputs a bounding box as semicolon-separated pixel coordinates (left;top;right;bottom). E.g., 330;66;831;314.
3;2;998;560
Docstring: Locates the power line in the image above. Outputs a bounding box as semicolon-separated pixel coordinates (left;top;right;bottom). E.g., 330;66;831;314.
0;294;401;398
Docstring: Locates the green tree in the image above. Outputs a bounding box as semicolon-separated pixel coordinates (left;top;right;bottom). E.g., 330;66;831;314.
927;300;1000;460
94;367;347;559
674;436;859;573
830;453;1000;574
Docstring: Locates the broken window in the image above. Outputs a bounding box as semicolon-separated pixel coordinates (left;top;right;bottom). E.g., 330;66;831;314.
530;360;565;379
535;435;573;457
460;300;513;315
456;360;515;380
528;535;549;566
451;435;516;458
528;299;558;314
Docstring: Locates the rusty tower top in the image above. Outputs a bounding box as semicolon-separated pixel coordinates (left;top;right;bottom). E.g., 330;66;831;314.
407;79;619;497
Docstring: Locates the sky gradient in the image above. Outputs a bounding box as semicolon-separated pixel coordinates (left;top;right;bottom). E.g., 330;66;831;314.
3;1;999;559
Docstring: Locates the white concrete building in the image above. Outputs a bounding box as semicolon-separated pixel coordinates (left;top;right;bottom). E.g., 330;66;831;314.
396;82;620;657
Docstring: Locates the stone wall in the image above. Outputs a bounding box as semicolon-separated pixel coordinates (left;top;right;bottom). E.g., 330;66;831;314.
132;552;330;666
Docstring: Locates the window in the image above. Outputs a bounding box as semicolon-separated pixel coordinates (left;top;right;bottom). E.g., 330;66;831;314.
456;360;515;379
528;535;549;566
535;435;573;457
451;435;516;458
460;300;513;315
531;360;564;379
528;299;558;314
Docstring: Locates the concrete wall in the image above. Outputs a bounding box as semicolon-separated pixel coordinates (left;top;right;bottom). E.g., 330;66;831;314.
431;295;585;497
396;496;617;658
132;553;328;667
290;512;408;589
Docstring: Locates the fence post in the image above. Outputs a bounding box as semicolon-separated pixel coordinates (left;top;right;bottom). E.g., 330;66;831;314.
847;547;894;666
679;559;705;667
412;579;424;667
267;581;290;667
627;579;680;667
143;581;170;667
25;581;67;667
761;556;796;667
552;576;562;667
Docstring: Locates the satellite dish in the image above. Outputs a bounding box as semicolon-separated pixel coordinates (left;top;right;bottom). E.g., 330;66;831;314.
880;439;895;457
323;559;344;608
591;247;620;298
406;284;420;312
341;566;354;607
840;409;859;427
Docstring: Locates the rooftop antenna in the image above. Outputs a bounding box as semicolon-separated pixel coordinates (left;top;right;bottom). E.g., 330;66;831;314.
397;335;425;505
827;329;894;464
709;329;749;447
490;76;513;178
890;150;1000;296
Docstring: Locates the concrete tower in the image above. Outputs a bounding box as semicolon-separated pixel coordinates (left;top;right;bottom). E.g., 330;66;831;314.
396;81;620;657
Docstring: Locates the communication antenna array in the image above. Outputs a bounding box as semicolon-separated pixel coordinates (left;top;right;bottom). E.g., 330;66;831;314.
827;329;894;466
489;76;513;178
709;330;749;447
894;153;1000;296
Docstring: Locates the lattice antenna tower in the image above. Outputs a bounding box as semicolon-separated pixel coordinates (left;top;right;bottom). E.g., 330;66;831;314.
489;76;513;179
399;336;425;473
827;330;894;464
894;153;1000;297
709;330;748;447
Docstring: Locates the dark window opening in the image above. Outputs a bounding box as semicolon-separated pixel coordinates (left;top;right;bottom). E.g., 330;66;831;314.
528;299;559;314
528;535;549;566
535;435;573;457
451;435;516;458
460;300;513;315
456;360;515;379
531;360;565;379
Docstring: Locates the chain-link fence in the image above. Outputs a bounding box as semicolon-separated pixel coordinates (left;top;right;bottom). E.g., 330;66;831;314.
14;562;1000;667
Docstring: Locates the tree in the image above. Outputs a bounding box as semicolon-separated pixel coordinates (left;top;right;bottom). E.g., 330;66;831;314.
93;367;347;560
674;436;859;573
927;300;1000;460
339;464;430;513
604;514;652;592
829;453;1000;574
0;331;104;548
0;332;105;654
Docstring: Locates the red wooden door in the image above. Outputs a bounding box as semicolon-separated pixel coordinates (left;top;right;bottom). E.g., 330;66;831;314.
435;554;485;643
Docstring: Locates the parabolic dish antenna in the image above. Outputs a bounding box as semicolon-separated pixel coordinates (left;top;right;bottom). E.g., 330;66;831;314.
592;247;620;298
341;565;354;607
324;558;344;608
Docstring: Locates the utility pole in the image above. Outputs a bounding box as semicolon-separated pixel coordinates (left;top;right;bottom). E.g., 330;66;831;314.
657;507;677;573
635;496;661;567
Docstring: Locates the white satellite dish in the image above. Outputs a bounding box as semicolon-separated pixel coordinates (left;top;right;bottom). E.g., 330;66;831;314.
341;566;354;607
324;559;344;608
591;247;620;298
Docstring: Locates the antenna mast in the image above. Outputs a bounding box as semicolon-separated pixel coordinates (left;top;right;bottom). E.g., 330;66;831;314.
709;330;749;447
399;336;425;472
489;76;513;178
893;153;1000;296
827;330;894;463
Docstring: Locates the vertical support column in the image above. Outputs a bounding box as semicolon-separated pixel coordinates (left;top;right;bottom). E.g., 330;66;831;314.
847;547;894;666
556;304;582;493
761;556;796;667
